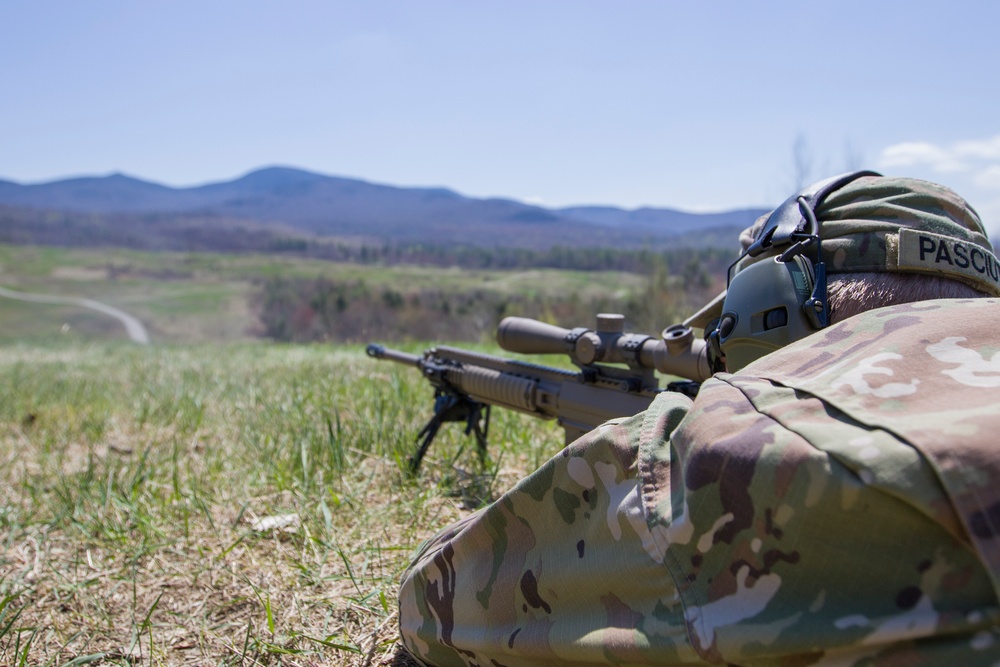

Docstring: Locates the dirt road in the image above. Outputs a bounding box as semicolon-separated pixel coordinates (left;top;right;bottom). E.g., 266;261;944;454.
0;286;151;344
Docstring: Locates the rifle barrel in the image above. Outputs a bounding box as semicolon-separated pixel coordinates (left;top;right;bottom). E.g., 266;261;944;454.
366;344;421;367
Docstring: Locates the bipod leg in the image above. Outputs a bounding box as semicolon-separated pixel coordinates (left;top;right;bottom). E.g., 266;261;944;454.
410;417;442;475
467;404;490;466
411;392;480;474
409;396;456;474
410;392;490;474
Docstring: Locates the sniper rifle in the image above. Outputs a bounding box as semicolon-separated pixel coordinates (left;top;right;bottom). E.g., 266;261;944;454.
366;314;712;472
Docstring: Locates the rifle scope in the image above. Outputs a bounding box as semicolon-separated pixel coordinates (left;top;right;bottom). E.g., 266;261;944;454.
496;314;712;382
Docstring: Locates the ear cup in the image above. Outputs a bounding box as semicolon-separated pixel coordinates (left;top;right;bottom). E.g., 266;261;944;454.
715;255;820;372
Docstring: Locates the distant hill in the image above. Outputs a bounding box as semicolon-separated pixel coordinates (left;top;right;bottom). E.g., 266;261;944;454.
0;166;768;251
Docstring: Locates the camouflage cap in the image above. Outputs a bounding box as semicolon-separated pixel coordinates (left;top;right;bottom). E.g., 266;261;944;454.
685;174;999;329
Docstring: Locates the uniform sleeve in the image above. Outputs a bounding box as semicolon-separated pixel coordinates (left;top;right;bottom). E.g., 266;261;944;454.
651;375;999;665
398;365;1000;666
398;392;695;667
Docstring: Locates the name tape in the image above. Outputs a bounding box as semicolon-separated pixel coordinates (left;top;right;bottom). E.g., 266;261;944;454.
896;228;1000;296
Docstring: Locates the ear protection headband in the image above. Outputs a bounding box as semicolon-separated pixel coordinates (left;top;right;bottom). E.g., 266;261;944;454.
708;170;881;372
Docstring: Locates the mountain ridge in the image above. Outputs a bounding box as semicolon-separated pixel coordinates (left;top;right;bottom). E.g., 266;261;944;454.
0;166;769;250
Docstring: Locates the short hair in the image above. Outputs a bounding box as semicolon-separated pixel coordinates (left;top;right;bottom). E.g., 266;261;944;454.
828;273;991;323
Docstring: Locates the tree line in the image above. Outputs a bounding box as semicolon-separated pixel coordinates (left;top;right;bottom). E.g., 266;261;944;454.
256;248;729;344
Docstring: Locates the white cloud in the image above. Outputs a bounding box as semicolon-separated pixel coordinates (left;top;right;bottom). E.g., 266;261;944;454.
877;135;1000;237
974;165;1000;190
956;135;1000;160
878;141;968;173
879;135;1000;194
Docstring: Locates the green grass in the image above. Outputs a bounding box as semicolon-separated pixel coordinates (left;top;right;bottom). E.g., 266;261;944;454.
0;339;562;666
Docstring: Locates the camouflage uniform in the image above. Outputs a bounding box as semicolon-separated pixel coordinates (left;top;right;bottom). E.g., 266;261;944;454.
399;297;1000;666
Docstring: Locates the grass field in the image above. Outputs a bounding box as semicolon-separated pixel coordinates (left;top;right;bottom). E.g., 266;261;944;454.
0;339;564;665
0;242;689;664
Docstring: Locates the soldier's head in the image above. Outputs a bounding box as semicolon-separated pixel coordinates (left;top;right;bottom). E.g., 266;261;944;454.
708;172;997;372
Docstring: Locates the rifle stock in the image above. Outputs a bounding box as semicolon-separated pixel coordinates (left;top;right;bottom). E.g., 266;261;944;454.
367;313;710;472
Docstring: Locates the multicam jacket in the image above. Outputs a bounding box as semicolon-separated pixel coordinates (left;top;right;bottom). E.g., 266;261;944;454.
398;298;1000;666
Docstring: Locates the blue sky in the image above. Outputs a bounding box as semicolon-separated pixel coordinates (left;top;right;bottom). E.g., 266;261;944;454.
3;1;999;233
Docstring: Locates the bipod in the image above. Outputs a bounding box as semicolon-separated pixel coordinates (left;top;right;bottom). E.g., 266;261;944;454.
409;389;490;474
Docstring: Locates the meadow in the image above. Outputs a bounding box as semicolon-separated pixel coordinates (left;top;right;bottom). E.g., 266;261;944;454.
0;339;565;666
0;243;673;665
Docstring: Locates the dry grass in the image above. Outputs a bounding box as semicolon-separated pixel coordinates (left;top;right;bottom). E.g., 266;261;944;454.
0;341;559;666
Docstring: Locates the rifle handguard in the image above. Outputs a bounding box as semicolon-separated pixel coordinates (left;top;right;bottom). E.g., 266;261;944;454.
447;365;538;413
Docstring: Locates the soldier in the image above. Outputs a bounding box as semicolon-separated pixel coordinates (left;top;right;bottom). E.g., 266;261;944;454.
398;173;1000;666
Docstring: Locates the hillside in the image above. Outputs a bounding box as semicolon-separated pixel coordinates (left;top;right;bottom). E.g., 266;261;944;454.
0;167;767;251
